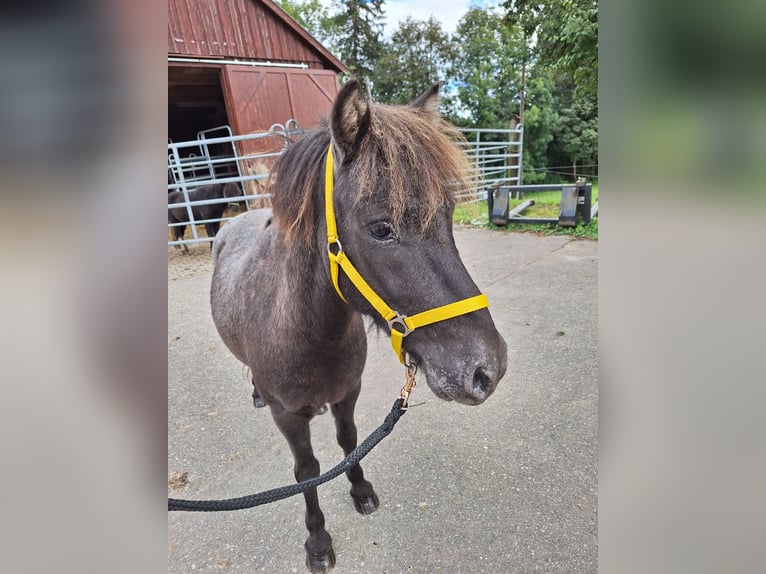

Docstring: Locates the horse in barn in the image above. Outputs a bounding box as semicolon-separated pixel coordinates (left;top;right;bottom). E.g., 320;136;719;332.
209;79;508;573
167;181;243;253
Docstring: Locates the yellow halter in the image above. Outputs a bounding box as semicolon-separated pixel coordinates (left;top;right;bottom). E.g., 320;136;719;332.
324;144;489;365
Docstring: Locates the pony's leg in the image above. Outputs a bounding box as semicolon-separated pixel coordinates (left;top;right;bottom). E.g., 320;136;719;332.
331;389;379;515
270;407;335;573
174;226;189;255
251;378;267;408
204;222;220;241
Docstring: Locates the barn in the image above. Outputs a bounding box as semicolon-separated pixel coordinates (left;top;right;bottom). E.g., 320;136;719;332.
168;0;347;143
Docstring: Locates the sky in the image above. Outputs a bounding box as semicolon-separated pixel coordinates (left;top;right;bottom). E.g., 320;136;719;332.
317;0;501;37
382;0;475;35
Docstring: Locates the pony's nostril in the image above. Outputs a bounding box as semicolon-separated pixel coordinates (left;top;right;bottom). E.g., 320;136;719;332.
472;367;491;397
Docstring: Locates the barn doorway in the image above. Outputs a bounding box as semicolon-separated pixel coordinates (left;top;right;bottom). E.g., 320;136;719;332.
168;64;230;143
168;63;242;184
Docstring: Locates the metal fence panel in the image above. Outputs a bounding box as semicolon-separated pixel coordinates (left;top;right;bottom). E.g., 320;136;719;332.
167;121;302;247
455;125;524;204
168;123;523;248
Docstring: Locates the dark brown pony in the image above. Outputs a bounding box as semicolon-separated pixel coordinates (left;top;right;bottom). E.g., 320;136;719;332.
167;181;242;253
210;80;507;573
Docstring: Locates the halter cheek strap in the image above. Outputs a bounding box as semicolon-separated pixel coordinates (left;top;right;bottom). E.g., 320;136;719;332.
324;143;489;365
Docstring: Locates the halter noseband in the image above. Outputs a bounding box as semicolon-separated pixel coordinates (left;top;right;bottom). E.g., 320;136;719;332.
324;143;489;365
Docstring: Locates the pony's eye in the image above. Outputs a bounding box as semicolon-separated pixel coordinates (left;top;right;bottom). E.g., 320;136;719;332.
369;221;394;241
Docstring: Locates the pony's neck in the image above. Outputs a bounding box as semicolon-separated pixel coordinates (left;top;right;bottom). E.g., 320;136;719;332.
277;232;359;344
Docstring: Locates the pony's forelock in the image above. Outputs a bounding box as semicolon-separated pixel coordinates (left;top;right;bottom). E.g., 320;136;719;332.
349;104;472;233
270;104;474;247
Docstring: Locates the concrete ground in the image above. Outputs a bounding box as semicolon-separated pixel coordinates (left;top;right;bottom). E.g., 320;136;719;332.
168;226;597;574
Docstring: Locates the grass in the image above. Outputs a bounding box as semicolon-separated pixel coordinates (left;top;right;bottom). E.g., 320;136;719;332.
453;183;599;239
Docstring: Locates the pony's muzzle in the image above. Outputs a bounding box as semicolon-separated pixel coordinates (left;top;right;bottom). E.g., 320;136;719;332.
413;329;507;406
472;367;493;400
458;357;506;405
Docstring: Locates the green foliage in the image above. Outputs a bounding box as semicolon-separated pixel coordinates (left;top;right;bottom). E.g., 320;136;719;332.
547;73;598;180
329;0;385;82
277;1;599;187
504;220;598;239
503;0;544;39
453;195;599;239
373;17;453;104
499;1;598;182
276;0;337;45
544;0;598;98
520;69;558;183
446;8;524;128
502;0;598;99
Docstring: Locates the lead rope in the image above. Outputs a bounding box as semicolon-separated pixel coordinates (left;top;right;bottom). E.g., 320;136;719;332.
168;367;418;512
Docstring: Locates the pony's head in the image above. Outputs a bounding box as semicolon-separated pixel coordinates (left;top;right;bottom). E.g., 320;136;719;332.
331;80;508;404
273;79;507;405
223;181;244;211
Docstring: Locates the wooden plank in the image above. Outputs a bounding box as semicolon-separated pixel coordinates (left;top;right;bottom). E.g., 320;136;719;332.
221;66;339;135
167;0;345;71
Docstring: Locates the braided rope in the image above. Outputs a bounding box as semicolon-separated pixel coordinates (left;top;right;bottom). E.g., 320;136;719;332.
168;399;406;512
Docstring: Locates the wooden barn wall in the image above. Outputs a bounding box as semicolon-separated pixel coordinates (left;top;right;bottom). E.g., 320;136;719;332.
168;0;326;68
221;65;339;156
221;65;338;175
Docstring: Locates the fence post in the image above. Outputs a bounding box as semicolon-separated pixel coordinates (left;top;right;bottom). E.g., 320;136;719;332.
576;178;592;225
508;114;521;195
169;143;200;241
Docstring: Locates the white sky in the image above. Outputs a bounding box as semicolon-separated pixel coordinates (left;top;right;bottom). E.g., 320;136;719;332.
383;0;473;35
317;0;501;37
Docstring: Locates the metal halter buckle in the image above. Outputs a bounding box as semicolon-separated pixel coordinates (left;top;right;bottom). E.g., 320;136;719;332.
387;313;412;337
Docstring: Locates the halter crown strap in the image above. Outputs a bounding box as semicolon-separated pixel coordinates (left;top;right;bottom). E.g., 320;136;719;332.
325;144;347;303
324;143;489;364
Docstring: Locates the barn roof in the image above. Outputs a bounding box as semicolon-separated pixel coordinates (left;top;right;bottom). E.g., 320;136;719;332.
168;0;347;73
263;0;347;72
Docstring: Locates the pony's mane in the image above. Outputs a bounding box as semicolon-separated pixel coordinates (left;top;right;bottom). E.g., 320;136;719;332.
269;125;330;247
269;103;474;247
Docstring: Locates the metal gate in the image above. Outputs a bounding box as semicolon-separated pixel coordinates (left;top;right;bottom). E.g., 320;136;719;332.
167;120;302;248
455;125;524;203
167;123;524;248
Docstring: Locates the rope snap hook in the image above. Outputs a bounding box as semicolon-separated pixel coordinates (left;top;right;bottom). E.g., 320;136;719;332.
399;362;418;408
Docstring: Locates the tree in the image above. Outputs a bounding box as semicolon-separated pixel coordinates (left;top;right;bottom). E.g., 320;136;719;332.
543;0;597;98
502;0;598;98
501;0;544;130
503;1;598;181
547;73;598;181
330;0;386;83
446;7;524;129
275;0;337;46
373;17;453;104
520;69;559;183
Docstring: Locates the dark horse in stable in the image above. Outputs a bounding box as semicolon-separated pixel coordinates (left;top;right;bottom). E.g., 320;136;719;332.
210;80;508;573
168;181;242;253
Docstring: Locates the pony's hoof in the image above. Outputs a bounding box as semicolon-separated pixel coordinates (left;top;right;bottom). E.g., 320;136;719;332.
317;404;328;415
305;547;335;573
352;491;379;515
253;395;267;408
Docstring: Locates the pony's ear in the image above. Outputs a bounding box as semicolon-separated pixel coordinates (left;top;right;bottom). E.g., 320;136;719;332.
409;82;441;124
331;79;371;163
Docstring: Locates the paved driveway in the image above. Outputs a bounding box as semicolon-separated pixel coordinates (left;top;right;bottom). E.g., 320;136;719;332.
168;227;597;573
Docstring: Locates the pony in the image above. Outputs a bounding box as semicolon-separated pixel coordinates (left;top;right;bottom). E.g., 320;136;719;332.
209;80;508;573
167;181;243;253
